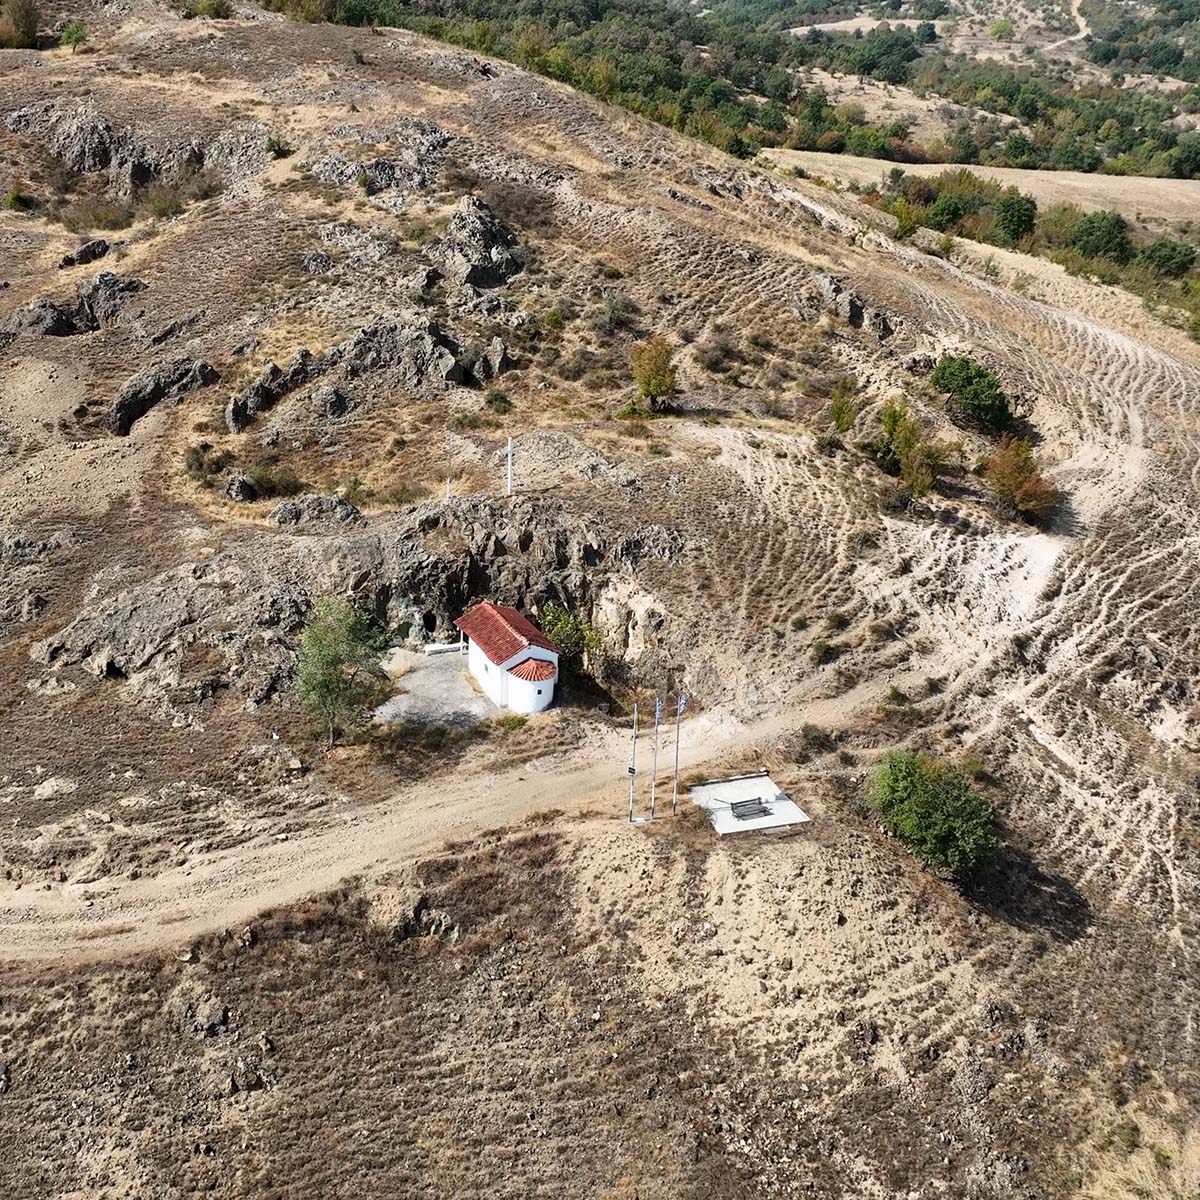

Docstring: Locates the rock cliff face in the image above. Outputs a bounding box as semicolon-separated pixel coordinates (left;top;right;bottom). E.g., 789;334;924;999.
30;498;684;716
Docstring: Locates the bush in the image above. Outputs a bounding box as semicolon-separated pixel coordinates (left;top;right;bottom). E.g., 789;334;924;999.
932;354;1013;432
265;133;293;159
192;0;233;16
245;457;305;498
1069;210;1132;264
830;379;857;432
983;437;1058;521
629;335;676;409
924;193;965;231
994;192;1036;244
0;0;38;47
484;388;512;414
874;400;947;496
868;750;998;873
1135;239;1196;279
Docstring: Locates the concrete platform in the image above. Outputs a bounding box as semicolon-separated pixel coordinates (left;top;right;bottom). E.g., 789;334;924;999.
374;648;499;729
691;771;810;836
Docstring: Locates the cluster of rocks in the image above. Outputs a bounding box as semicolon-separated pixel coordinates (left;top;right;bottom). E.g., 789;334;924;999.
225;309;512;434
799;272;899;341
305;118;453;199
0;272;145;337
5;99;267;198
429;194;523;287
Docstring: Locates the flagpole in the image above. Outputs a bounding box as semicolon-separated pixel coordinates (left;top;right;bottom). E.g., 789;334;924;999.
649;697;663;821
627;702;638;823
671;692;687;816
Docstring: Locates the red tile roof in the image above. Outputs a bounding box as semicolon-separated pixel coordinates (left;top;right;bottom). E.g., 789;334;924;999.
508;658;556;682
454;600;559;666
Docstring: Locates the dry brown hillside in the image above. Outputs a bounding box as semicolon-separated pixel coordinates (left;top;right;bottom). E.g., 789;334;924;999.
0;6;1198;1199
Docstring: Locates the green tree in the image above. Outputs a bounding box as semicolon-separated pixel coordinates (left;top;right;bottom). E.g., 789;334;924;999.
869;750;998;873
630;335;676;410
1069;210;1133;264
994;192;1037;245
296;598;388;748
924;193;965;231
540;602;601;671
59;17;86;51
0;0;38;47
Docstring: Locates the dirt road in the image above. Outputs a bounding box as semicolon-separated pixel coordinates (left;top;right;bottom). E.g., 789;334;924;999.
0;685;886;965
761;149;1200;228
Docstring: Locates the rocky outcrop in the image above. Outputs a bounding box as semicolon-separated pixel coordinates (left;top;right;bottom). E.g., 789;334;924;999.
271;494;365;529
0;272;145;337
5;101;266;198
339;314;465;386
464;336;511;385
226;347;324;433
305;119;452;196
801;272;898;341
30;496;684;713
429;195;522;287
110;358;218;435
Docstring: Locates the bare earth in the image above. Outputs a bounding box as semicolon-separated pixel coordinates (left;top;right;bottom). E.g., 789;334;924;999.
0;8;1198;1198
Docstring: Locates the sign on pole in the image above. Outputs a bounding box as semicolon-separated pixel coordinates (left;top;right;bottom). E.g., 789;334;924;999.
671;692;687;816
627;702;638;823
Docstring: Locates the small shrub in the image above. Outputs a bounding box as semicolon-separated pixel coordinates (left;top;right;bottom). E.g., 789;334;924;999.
827;610;850;631
484;389;512;414
983;437;1058;521
59;18;86;51
540;602;601;670
868;750;998;873
265;133;293;159
245;458;305;498
60;196;134;232
0;0;38;46
3;185;35;211
829;378;857;433
494;713;527;733
192;0;233;17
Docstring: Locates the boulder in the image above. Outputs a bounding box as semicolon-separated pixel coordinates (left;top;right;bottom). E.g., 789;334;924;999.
311;384;355;420
58;239;110;269
223;475;258;502
802;272;897;341
271;493;365;530
110;358;218;435
429;195;521;287
1;272;145;337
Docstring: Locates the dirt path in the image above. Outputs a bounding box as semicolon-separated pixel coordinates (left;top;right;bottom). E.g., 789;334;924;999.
1045;0;1091;55
0;686;885;966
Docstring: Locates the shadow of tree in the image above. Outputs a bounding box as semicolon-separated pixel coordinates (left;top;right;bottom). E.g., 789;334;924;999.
964;844;1092;945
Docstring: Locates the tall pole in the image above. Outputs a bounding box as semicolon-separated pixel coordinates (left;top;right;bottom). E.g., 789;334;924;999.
671;692;687;816
649;697;663;821
627;702;638;823
506;436;513;496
